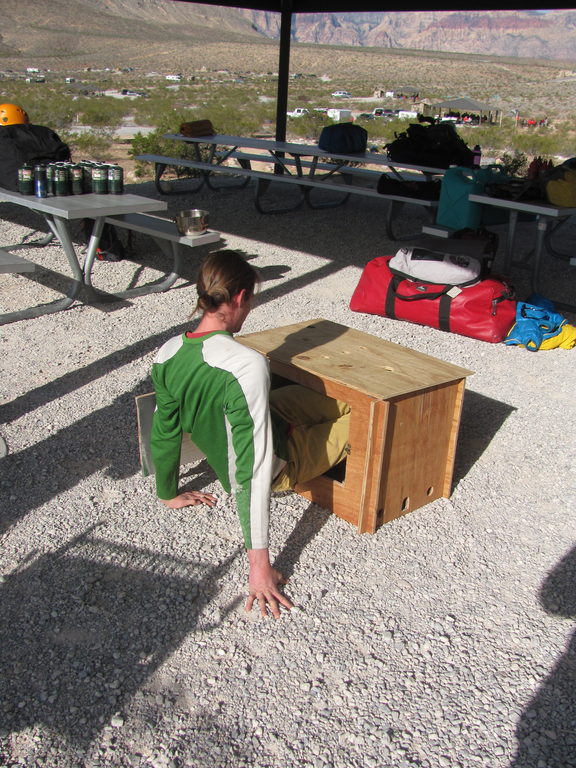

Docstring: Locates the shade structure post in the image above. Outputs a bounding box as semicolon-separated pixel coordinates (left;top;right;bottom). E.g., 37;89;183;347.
274;0;293;157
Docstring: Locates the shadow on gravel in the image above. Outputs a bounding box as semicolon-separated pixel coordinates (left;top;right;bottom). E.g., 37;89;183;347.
510;546;576;767
273;502;331;580
1;389;155;534
124;178;430;264
0;261;292;429
0;325;191;426
0;524;243;746
452;389;516;487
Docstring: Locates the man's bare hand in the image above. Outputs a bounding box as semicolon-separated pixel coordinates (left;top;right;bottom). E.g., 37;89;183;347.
245;549;294;618
161;491;217;509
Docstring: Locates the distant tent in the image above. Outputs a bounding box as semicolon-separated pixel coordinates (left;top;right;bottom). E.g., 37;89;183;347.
436;97;501;124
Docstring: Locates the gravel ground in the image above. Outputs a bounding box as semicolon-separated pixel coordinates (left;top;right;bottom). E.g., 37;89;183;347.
1;178;575;768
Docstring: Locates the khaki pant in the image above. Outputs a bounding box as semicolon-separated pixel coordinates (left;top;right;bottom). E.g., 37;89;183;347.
270;385;350;492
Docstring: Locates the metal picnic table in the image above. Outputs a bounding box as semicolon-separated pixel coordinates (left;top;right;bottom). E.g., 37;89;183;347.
0;189;168;325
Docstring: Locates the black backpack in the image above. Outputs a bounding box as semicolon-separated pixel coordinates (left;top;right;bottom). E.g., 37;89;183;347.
0;123;71;191
385;122;474;169
318;123;368;154
81;219;126;262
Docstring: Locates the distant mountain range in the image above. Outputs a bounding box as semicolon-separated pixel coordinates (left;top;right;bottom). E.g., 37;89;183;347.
243;9;576;61
2;1;576;68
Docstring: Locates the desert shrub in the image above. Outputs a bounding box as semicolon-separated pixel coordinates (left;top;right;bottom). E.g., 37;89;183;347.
129;113;213;179
61;129;116;161
131;88;181;126
498;150;529;176
286;111;327;140
75;97;127;129
512;131;565;157
0;85;76;130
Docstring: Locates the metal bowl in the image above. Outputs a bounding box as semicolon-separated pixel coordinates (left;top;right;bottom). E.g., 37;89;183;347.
173;208;208;235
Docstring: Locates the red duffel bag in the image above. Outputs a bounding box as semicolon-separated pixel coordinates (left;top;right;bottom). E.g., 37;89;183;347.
350;255;516;343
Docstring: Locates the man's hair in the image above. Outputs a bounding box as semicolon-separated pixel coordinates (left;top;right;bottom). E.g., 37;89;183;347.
194;250;259;314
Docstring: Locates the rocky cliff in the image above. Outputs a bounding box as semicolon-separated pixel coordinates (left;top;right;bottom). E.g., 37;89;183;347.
243;9;576;61
2;1;576;69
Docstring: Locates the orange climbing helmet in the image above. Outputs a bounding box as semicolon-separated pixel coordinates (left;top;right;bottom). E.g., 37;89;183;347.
0;103;30;125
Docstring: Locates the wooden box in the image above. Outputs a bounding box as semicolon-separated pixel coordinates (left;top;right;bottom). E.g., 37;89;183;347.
238;319;472;533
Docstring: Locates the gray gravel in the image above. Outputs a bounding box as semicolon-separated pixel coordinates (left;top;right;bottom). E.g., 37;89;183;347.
1;177;575;768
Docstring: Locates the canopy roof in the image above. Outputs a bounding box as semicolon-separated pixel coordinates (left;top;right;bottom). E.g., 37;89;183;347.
172;1;575;10
169;1;575;139
437;97;498;112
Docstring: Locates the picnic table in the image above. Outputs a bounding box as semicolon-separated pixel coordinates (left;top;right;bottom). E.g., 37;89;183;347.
423;192;576;312
468;193;576;312
137;132;447;239
0;190;220;324
0;189;167;323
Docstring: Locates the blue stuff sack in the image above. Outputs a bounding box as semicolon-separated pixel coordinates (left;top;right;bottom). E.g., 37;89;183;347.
318;123;368;154
504;295;567;351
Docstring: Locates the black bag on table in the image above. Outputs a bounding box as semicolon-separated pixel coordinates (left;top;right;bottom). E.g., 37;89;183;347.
377;175;441;200
318;123;368;154
0;123;70;191
385;122;474;169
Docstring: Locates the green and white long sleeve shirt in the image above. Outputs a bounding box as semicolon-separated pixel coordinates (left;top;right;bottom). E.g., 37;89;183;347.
151;331;287;549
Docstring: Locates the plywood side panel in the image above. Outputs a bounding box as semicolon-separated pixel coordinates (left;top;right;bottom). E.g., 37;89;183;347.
379;382;459;523
295;391;378;526
357;399;389;534
442;378;467;497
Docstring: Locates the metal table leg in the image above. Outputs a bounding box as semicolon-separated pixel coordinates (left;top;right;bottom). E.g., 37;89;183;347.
83;219;185;301
384;200;436;241
254;178;305;214
154;161;205;195
0;215;84;326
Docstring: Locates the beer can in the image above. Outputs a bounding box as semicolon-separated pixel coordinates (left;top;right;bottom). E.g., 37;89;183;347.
70;165;84;195
18;164;34;196
107;165;124;194
54;165;70;196
92;165;108;194
34;165;48;198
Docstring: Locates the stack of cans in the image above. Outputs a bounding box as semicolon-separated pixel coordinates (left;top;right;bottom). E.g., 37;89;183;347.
18;161;124;197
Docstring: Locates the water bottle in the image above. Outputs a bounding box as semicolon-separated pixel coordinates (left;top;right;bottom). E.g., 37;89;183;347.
34;165;48;198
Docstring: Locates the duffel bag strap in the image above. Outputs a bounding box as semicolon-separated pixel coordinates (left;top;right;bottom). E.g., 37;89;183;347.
385;276;455;329
386;275;453;304
439;294;453;332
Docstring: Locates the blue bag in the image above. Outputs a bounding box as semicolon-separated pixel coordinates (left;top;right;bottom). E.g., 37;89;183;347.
436;165;511;230
504;295;567;351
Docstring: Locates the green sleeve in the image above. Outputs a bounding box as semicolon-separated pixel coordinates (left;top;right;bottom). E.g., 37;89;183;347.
151;366;182;500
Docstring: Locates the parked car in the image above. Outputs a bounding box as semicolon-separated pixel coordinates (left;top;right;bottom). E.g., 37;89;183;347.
331;90;352;98
357;113;375;120
287;107;310;117
373;108;397;118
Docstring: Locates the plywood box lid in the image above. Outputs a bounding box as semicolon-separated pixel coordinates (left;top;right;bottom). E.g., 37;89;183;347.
238;319;473;401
